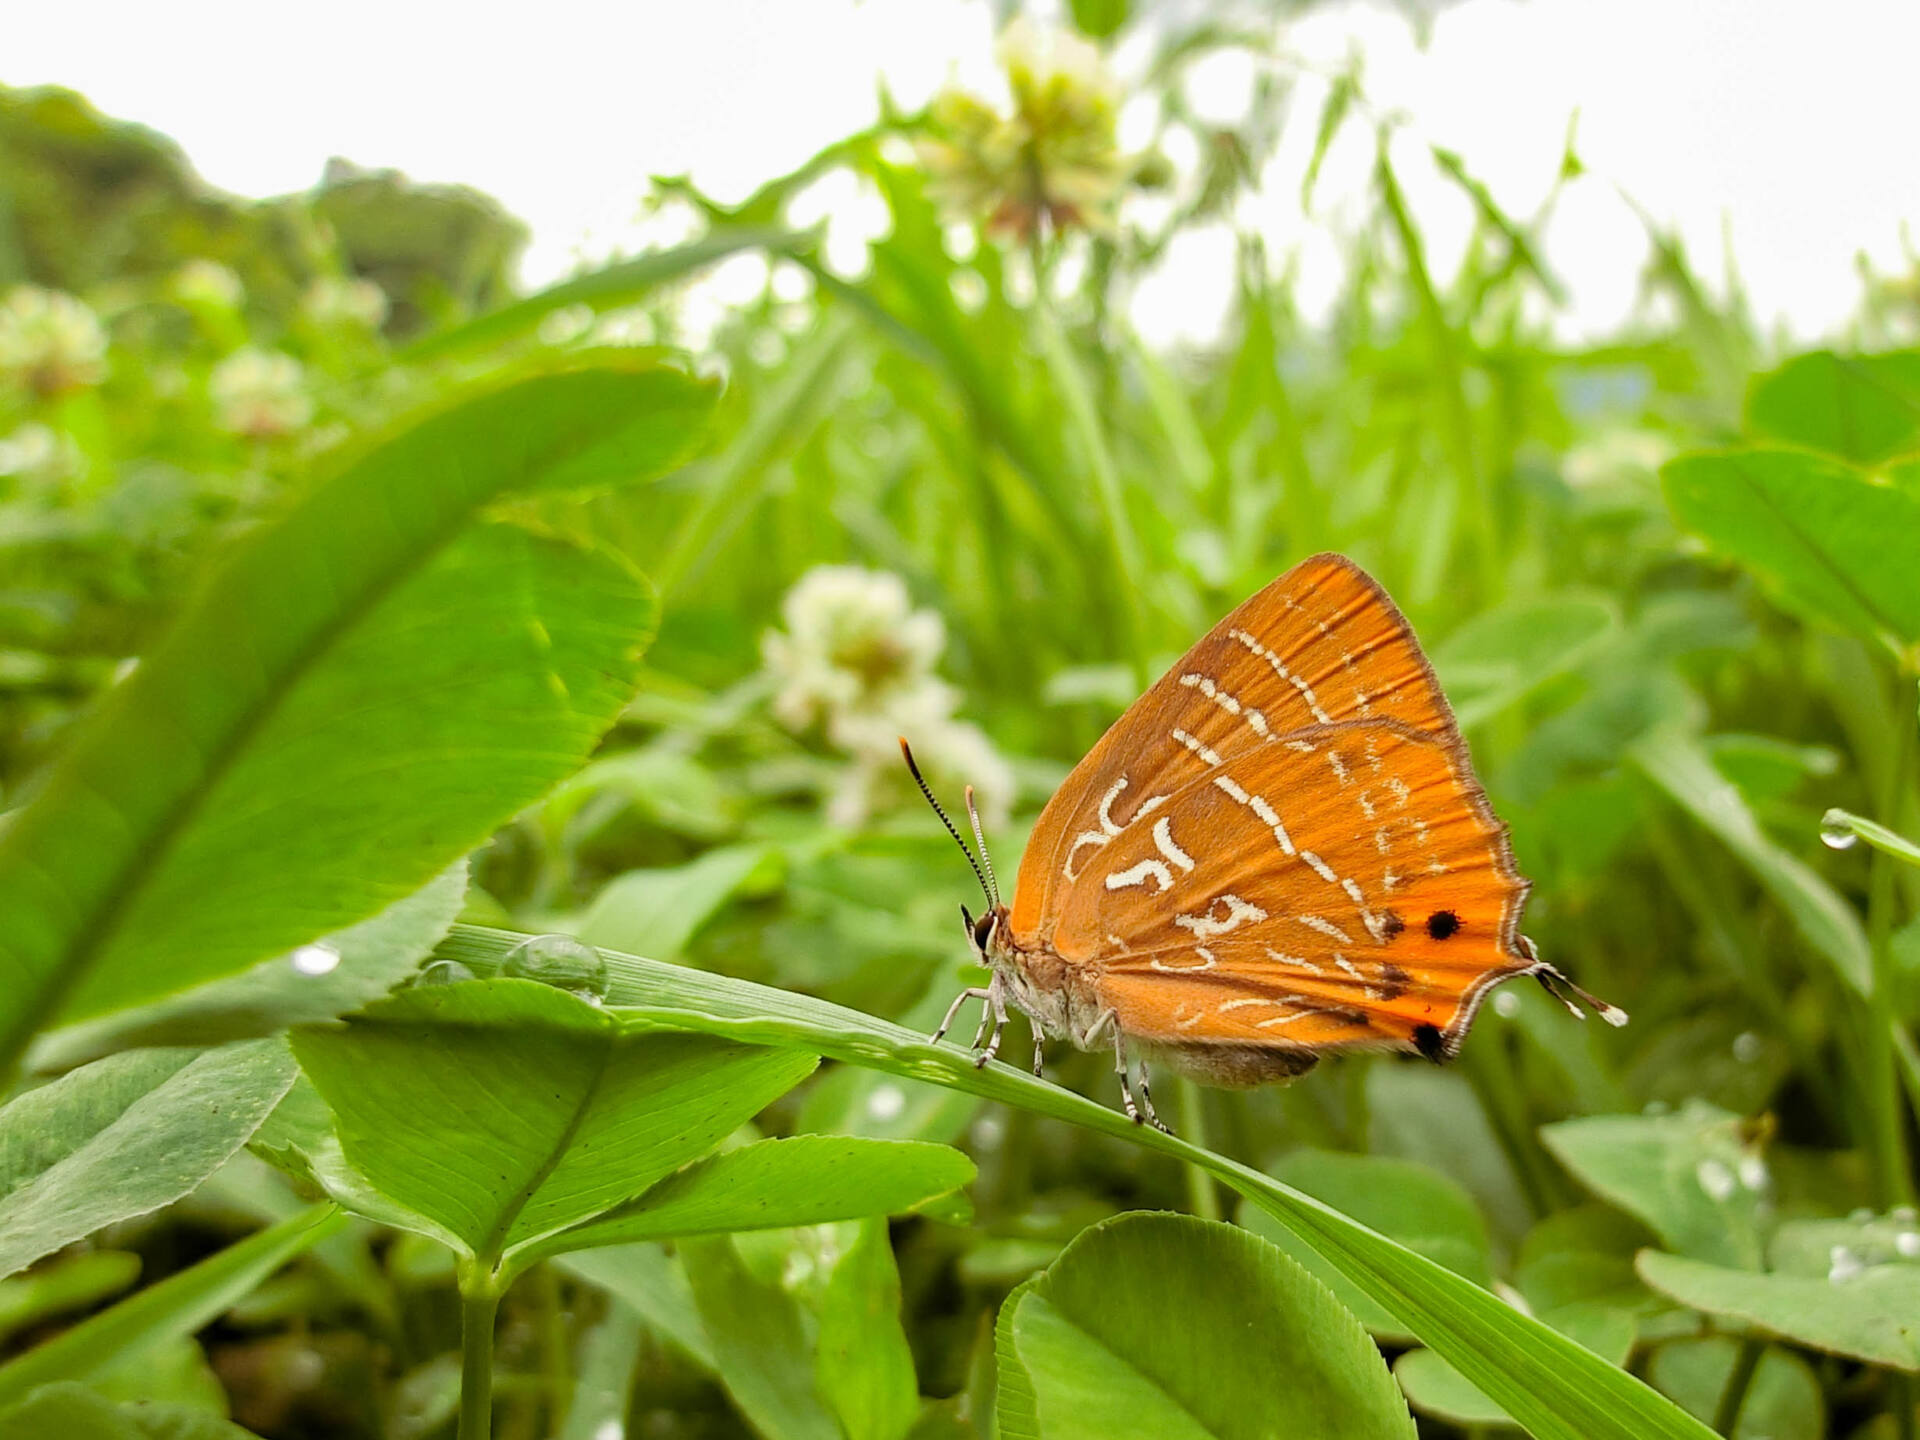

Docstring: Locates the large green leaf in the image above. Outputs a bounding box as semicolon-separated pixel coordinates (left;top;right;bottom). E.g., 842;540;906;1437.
1238;1148;1492;1341
1631;728;1871;995
817;1218;920;1440
0;1039;295;1279
436;925;1719;1440
1637;1250;1920;1370
681;1233;841;1440
291;979;817;1270
28;865;467;1072
541;1135;973;1258
555;1244;715;1371
1662;447;1920;653
1541;1102;1769;1269
0;1204;342;1404
1002;1213;1413;1439
1746;349;1920;466
0;1383;261;1439
0;355;717;1074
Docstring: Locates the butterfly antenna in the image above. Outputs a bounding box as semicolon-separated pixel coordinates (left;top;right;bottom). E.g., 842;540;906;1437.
964;785;1001;909
899;738;993;906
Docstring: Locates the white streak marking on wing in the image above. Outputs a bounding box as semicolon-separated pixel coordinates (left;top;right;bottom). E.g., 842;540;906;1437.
1356;790;1377;819
1297;915;1355;944
1181;672;1270;740
1097;777;1129;835
1264;947;1325;975
1327;750;1351;784
1106;859;1173;892
1245;793;1295;855
1214;775;1251;804
1151;947;1218;973
1152;816;1196;873
1353;687;1373;716
1341;878;1366;907
1381;868;1400;892
1375;826;1392;854
1172;728;1222;767
1228;628;1333;723
1256;1011;1315;1029
1173;893;1268;939
1285;739;1317;753
1299;850;1339;885
1334;953;1384;999
1387;777;1412;808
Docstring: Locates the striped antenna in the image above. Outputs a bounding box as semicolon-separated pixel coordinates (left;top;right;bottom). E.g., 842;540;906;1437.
964;784;1001;909
899;737;993;907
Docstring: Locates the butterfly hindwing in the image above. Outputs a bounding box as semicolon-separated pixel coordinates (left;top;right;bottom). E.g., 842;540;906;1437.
1046;717;1531;1058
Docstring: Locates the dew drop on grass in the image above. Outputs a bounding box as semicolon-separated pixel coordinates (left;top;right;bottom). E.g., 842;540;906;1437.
413;959;477;986
1731;1030;1762;1063
1819;809;1858;850
1829;1244;1864;1284
1897;1231;1920;1260
503;933;610;1001
1695;1158;1737;1202
1737;1154;1769;1191
290;943;340;976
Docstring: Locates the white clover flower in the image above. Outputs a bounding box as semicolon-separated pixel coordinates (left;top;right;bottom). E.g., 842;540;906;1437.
763;566;946;732
764;565;1012;828
304;275;390;330
0;423;82;485
0;286;108;396
918;18;1126;241
210;347;314;437
173;259;245;311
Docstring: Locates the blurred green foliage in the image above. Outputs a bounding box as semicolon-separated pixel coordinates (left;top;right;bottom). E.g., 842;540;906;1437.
2;3;1920;1435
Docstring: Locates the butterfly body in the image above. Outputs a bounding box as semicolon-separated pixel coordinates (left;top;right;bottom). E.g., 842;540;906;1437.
919;553;1624;1127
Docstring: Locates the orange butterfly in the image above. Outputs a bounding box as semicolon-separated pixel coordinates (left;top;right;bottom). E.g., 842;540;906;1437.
906;553;1625;1130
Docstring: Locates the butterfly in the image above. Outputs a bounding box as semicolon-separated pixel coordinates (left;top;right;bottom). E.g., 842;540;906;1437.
904;553;1625;1130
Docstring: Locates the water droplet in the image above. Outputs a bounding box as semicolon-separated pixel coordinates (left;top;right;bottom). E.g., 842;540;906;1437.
1731;1030;1762;1063
1829;1244;1865;1283
413;959;476;987
1695;1158;1737;1202
1850;1206;1876;1224
503;933;609;1001
1736;1154;1770;1191
866;1084;906;1122
1492;991;1521;1018
972;1114;1006;1150
290;943;340;977
1897;1231;1920;1260
1820;809;1859;850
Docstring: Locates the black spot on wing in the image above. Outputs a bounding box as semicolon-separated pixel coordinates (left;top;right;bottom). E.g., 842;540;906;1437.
1426;910;1461;940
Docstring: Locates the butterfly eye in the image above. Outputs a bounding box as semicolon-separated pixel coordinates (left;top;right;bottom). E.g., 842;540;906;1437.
972;911;997;950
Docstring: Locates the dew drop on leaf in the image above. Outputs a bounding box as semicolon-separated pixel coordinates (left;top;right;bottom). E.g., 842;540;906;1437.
1819;809;1859;849
290;943;340;976
413;959;477;987
866;1083;907;1121
1695;1158;1737;1202
503;933;610;1001
1829;1244;1864;1284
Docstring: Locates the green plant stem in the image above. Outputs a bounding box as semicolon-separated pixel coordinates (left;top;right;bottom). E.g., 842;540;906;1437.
1176;1077;1221;1222
1864;685;1918;1205
460;1281;502;1440
1711;1336;1763;1436
534;1263;571;1432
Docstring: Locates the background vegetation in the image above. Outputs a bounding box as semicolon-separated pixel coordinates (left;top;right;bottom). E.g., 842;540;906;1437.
1;8;1918;1438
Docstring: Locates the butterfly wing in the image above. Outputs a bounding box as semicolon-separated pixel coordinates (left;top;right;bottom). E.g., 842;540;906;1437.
1009;554;1462;943
1046;717;1531;1060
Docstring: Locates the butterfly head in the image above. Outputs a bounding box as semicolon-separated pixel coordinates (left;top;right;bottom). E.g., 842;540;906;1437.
960;900;1015;966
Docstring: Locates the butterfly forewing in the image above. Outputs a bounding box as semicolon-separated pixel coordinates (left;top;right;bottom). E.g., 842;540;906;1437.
1049;718;1530;1058
1010;554;1463;942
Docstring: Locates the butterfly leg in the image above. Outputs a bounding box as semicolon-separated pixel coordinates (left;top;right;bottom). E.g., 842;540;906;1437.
975;986;1009;1068
931;986;993;1046
1134;1059;1171;1134
1031;1029;1046;1078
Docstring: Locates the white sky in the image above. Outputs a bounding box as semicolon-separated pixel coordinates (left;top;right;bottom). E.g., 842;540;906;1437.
7;0;1916;348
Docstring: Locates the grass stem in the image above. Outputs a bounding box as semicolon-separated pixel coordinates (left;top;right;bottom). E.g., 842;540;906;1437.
1711;1337;1763;1436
